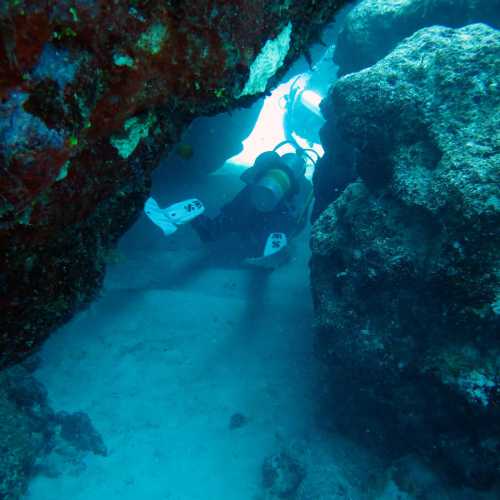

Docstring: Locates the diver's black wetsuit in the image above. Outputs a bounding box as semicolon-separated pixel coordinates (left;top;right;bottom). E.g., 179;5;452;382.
191;176;311;258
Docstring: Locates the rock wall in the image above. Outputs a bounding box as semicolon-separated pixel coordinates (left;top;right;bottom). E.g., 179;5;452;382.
0;0;350;369
311;24;499;490
334;0;500;76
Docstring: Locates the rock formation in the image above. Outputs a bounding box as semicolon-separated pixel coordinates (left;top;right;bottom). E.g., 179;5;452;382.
0;0;350;369
0;361;106;499
334;0;500;75
311;23;499;490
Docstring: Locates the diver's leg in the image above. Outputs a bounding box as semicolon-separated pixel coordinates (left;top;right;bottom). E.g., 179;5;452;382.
190;213;235;242
191;189;252;243
144;197;204;236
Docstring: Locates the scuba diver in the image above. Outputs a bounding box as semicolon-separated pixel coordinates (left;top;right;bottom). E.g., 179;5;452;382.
282;74;323;147
144;141;317;269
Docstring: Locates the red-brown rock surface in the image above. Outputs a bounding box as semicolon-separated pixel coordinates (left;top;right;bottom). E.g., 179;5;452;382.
0;0;349;368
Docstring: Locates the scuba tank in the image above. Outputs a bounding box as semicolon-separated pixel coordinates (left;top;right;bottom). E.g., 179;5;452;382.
241;141;318;212
250;166;293;212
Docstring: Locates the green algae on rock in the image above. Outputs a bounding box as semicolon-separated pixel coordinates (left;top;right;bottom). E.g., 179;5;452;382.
0;0;350;369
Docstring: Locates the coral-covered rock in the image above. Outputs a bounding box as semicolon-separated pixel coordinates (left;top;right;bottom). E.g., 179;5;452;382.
56;411;107;457
0;373;47;500
0;362;107;498
0;0;349;369
0;363;106;500
311;24;499;490
334;0;500;76
311;105;356;221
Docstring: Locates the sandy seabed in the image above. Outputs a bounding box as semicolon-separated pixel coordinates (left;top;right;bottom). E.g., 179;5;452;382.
25;171;327;500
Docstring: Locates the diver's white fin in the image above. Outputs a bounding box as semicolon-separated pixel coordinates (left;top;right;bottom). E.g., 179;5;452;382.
164;198;205;225
144;197;178;236
245;232;289;269
263;232;287;257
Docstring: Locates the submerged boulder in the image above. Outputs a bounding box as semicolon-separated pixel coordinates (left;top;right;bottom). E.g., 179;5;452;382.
0;362;106;498
0;0;350;369
311;23;499;490
262;450;306;498
334;0;500;76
